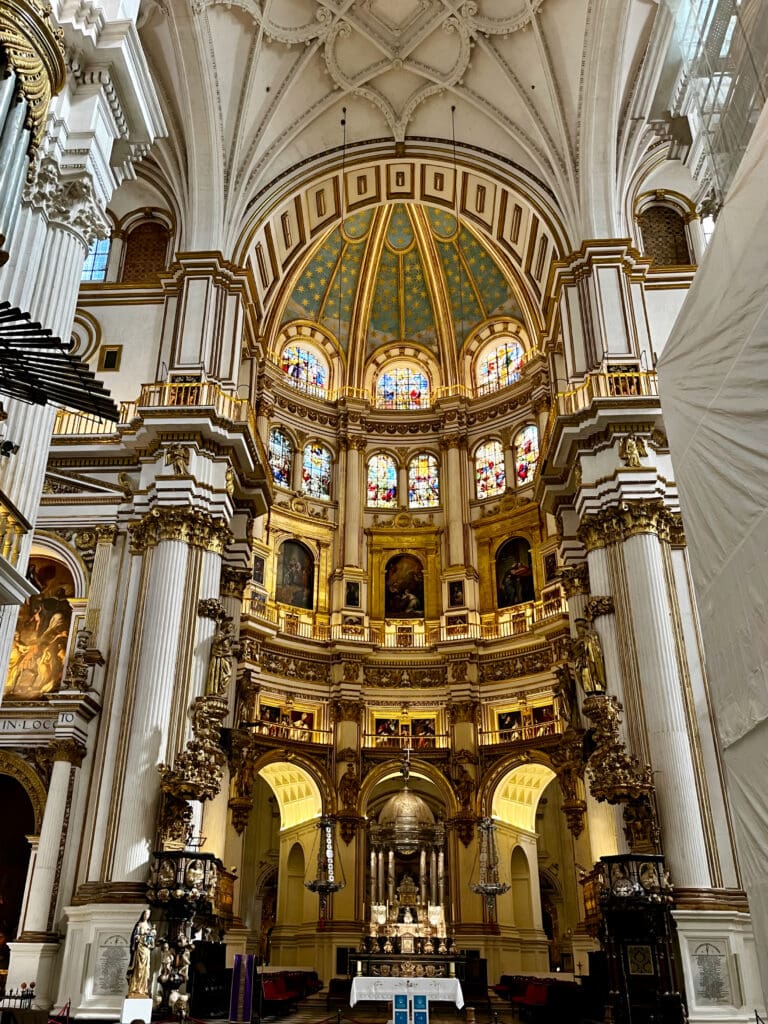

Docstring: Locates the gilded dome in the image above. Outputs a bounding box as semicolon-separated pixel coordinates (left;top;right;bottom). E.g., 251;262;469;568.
379;787;434;830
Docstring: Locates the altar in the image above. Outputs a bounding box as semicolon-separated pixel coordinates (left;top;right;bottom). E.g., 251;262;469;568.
350;976;464;1009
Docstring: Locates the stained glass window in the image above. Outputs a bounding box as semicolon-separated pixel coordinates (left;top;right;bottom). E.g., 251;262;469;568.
475;440;506;499
269;428;292;487
81;238;110;282
375;365;430;410
514;425;539;486
367;454;398;507
477;337;525;393
408;453;439;508
302;444;332;499
281;342;328;392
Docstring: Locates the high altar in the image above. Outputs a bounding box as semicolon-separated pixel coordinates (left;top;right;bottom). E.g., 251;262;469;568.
359;754;456;975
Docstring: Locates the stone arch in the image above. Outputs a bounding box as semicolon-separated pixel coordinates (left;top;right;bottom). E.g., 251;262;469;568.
249;748;335;818
234;149;570;350
477;749;556;821
0;750;46;831
358;759;458;821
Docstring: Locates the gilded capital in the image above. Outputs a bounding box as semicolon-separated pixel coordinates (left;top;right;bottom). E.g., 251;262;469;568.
578;501;683;551
129;507;233;554
559;564;590;597
221;566;251;599
440;432;465;451
50;738;87;767
0;0;66;150
96;524;118;545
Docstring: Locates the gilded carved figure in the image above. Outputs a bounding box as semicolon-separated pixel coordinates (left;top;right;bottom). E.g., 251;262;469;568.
572;618;607;694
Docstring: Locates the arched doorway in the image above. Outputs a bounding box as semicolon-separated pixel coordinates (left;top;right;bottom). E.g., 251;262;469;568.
0;774;35;939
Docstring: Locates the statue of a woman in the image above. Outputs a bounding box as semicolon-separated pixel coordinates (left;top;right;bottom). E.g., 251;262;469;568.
127;909;155;999
572;618;608;694
205;617;234;696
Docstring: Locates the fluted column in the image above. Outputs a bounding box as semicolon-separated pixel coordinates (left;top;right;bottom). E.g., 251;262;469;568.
441;434;466;566
112;528;191;879
20;739;85;938
343;438;364;568
621;529;710;887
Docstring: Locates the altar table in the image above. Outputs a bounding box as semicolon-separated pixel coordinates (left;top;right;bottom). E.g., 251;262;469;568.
349;977;464;1008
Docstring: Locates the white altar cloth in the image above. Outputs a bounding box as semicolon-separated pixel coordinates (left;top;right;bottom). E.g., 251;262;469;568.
350;977;464;1008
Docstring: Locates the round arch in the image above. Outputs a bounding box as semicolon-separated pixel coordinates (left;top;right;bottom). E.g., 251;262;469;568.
31;534;90;598
0;750;47;831
477;750;557;821
249;749;335;821
357;759;458;821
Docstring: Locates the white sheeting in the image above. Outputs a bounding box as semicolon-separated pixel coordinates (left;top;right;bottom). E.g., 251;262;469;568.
658;99;768;1007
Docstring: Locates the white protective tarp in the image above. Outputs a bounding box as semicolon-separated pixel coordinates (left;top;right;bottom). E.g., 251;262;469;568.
658;99;768;1006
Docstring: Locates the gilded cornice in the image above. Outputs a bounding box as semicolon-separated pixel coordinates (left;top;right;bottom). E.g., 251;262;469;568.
578;501;685;552
0;0;66;149
129;507;234;555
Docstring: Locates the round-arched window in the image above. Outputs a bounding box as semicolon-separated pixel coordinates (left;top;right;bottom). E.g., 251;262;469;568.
514;425;539;486
476;336;525;394
367;454;398;507
268;427;293;487
375;364;430;410
475;440;506;499
280;341;328;393
301;444;332;499
408;453;439;508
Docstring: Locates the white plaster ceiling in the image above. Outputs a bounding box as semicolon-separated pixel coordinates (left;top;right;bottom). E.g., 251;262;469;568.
137;0;663;250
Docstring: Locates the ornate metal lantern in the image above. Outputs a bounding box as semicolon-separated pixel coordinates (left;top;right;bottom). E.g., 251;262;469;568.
305;815;345;926
470;817;510;923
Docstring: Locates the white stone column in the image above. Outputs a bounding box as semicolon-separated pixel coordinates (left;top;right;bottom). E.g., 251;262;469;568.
622;529;710;888
9;740;85;1008
111;531;190;879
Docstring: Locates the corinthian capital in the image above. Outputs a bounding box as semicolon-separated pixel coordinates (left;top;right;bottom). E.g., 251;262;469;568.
23;158;110;246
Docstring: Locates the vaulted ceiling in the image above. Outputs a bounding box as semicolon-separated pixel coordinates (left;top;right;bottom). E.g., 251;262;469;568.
137;0;664;251
279;203;524;357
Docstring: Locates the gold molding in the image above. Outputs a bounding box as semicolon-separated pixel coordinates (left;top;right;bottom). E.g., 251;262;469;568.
0;0;66;149
0;749;47;830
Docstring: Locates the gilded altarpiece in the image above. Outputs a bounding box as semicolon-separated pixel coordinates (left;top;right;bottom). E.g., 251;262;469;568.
265;504;336;620
366;514;442;622
473;500;544;617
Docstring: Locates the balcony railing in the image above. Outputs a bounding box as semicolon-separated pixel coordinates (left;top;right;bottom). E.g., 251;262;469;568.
246;720;332;745
362;732;449;750
0;495;31;569
541;370;659;458
481;718;565;745
52;381;259;438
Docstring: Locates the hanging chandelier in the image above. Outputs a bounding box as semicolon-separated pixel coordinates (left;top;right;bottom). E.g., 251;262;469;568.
305;815;345;925
470;817;510;918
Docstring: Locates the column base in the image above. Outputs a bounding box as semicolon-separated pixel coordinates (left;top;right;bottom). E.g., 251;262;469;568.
7;940;60;1010
55;903;146;1020
223;926;251;967
570;932;600;976
673;908;765;1023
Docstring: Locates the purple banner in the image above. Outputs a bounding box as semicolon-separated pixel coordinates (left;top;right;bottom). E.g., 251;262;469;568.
229;953;255;1024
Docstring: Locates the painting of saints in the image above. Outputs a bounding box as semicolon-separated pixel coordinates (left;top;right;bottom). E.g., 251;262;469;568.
5;557;74;700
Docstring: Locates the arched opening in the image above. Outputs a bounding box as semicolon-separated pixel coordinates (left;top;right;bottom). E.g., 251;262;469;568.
0;774;35;938
121;220;171;281
510;845;533;928
284;843;307;929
